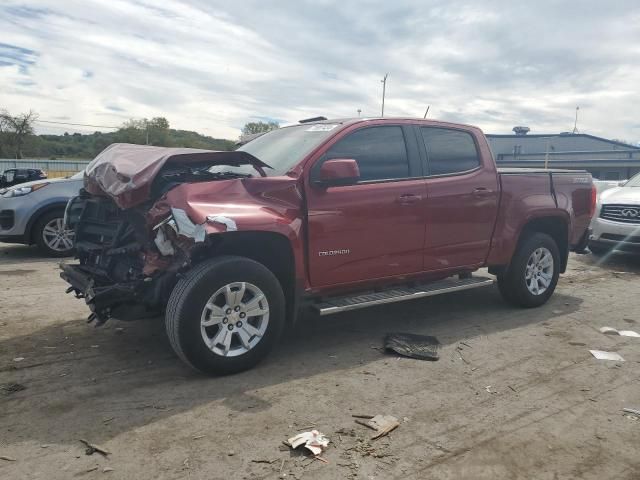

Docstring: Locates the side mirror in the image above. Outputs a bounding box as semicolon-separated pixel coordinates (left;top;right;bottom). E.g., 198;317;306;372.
316;159;360;187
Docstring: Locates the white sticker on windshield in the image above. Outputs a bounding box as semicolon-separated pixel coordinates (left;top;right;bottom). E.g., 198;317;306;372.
306;124;338;132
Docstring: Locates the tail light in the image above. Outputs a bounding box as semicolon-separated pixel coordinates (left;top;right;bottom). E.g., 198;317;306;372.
589;184;597;218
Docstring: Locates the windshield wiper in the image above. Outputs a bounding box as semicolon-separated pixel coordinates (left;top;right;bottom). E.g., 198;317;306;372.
161;167;252;183
203;170;253;179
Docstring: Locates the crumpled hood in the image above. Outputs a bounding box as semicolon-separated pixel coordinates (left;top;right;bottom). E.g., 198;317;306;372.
84;143;270;209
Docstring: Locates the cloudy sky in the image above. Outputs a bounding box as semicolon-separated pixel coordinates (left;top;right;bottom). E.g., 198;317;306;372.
1;0;639;142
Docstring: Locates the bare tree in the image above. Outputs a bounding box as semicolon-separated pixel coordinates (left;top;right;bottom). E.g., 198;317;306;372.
0;110;9;158
2;110;38;158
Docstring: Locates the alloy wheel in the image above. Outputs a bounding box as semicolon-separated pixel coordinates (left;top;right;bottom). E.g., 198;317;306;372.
42;217;74;252
525;247;554;295
200;282;270;357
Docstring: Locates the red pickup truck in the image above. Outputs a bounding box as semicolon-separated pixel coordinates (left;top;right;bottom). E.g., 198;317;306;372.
61;118;595;375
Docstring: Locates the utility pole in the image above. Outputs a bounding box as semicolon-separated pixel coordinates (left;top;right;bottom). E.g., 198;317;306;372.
544;139;550;170
572;106;580;134
380;73;389;117
423;105;430;119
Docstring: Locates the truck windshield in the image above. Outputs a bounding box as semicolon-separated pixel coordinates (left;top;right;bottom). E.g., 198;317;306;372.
235;124;340;176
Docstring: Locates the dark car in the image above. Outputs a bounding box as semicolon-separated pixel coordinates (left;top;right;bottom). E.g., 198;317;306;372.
0;168;47;188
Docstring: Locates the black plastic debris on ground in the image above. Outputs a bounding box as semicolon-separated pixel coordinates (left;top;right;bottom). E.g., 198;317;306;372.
1;382;26;395
384;333;441;361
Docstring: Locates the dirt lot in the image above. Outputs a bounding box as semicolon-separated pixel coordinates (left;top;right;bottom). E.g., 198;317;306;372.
1;245;639;479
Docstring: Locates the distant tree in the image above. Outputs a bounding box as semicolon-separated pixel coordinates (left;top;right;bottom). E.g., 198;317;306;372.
0;109;38;158
117;117;170;146
242;121;279;135
0;110;9;158
147;117;170;146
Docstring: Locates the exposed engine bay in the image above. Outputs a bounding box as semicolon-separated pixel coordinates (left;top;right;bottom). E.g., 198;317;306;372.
61;191;177;323
60;144;271;324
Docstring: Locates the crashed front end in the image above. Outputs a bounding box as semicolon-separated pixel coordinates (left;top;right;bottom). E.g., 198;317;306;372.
61;191;213;324
60;143;263;325
60;192;181;324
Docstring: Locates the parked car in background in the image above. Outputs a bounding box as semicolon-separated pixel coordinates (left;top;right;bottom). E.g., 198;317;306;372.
593;179;625;194
0;168;47;188
590;172;640;254
0;171;83;256
61;118;594;375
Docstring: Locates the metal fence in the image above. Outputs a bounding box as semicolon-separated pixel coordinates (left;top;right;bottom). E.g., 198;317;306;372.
0;159;91;178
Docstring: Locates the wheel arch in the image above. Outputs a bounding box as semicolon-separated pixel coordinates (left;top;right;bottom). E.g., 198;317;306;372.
26;202;69;244
195;231;299;324
517;216;570;273
490;215;569;275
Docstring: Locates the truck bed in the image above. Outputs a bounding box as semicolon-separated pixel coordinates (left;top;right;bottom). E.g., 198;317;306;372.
486;167;593;268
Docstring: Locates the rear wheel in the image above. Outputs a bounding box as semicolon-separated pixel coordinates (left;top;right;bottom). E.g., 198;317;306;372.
34;210;75;257
165;256;285;375
497;233;560;308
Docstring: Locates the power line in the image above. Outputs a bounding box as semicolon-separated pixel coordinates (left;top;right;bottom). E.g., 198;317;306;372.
36;119;120;129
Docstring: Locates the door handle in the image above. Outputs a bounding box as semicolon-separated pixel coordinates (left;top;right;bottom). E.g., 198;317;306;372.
396;194;422;205
472;187;494;197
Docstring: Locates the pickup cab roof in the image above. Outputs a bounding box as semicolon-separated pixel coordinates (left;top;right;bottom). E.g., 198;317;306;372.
297;117;481;131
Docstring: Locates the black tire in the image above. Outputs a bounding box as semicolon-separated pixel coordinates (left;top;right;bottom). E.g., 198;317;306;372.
588;242;610;256
165;256;285;375
497;233;560;308
33;210;75;257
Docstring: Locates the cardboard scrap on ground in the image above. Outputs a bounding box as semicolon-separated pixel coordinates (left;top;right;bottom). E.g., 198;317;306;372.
354;414;400;440
599;327;640;337
589;350;625;362
286;430;330;456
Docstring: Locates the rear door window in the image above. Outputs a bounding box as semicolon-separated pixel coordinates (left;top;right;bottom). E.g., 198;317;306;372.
323;126;409;181
420;128;480;175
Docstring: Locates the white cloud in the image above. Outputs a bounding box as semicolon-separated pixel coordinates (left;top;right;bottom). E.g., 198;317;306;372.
0;0;639;142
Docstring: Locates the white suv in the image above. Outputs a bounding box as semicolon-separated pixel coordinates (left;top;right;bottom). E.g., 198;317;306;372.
590;173;640;254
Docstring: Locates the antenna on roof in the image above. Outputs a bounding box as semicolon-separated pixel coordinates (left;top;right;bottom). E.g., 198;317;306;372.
572;106;580;134
423;105;430;119
299;116;327;124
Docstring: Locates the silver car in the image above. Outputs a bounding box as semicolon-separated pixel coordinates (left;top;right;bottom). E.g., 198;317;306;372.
0;172;83;256
590;172;640;254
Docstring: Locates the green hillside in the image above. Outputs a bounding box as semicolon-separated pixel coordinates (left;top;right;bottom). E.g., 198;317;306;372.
19;128;236;160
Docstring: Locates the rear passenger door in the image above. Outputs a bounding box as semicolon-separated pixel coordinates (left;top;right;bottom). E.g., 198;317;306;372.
418;127;499;271
305;125;427;286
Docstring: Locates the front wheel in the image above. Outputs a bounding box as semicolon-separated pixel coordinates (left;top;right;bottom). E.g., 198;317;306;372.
165;256;285;375
497;233;560;308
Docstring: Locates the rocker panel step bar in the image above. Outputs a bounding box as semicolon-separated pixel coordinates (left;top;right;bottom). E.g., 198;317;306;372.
314;276;494;316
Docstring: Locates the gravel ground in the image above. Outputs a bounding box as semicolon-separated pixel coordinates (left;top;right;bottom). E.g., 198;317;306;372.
1;244;639;479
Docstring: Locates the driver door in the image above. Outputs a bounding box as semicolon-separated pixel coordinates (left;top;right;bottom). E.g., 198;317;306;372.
305;124;427;287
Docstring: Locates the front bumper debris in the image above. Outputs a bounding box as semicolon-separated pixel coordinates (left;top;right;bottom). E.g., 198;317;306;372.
60;263;139;324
